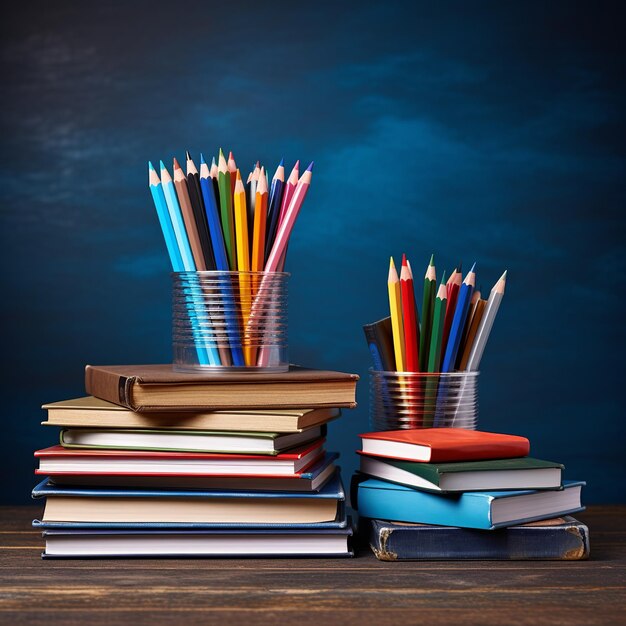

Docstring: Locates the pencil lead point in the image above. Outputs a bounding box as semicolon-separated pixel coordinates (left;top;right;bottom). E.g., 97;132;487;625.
294;159;300;170
402;253;407;266
440;270;447;284
500;270;508;280
173;157;181;170
279;157;284;167
469;262;476;273
211;156;216;167
429;253;434;266
306;161;314;171
389;256;395;269
219;148;225;158
185;150;191;161
148;161;154;171
159;160;166;170
200;153;206;165
457;261;463;273
228;151;234;160
236;169;242;181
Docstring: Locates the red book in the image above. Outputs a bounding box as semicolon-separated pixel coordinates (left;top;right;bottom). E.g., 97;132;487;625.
35;440;325;477
358;428;529;463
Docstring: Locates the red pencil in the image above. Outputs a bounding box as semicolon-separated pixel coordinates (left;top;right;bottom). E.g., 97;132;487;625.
442;265;462;355
400;254;420;372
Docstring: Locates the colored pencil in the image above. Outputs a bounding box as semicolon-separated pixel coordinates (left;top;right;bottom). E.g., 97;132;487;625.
159;162;195;271
400;255;419;371
227;151;237;196
173;158;207;271
217;149;236;269
251;167;268;272
427;272;447;372
441;265;462;354
185;151;216;270
276;160;299;272
210;157;220;203
199;154;229;271
149;162;184;272
264;162;313;273
419;254;436;371
264;159;285;264
458;297;487;371
465;271;507;370
388;257;405;372
233;170;252;365
441;263;476;371
456;286;481;369
249;161;260;213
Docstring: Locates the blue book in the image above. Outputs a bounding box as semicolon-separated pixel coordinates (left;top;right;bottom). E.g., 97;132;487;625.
353;476;585;530
364;516;590;560
40;523;354;559
32;470;346;529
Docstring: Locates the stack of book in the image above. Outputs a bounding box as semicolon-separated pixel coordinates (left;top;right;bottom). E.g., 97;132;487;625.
353;428;589;560
32;364;358;558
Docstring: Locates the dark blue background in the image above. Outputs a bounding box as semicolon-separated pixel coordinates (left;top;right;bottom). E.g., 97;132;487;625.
1;1;624;503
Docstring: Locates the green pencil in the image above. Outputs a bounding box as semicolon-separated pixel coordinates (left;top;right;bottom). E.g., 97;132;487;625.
217;148;236;269
427;272;447;372
419;254;436;370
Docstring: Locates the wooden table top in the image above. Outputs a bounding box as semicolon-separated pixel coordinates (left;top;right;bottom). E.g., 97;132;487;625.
1;505;624;625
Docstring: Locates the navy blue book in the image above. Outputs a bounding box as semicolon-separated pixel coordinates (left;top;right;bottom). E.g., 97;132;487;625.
40;523;354;558
364;516;590;560
32;470;347;529
352;475;585;530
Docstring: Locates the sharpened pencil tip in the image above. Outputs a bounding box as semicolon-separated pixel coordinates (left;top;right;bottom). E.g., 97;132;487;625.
294;160;300;170
219;148;224;158
402;253;407;266
500;270;508;280
200;153;206;165
236;169;242;181
469;262;476;273
173;158;182;170
279;157;284;167
429;253;434;266
306;161;314;171
228;151;234;160
440;270;447;284
211;156;216;166
389;256;395;268
148;161;154;171
159;160;166;170
185;150;191;161
457;261;463;273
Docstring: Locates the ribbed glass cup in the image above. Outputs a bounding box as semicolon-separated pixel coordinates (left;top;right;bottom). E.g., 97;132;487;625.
369;369;479;431
172;271;289;373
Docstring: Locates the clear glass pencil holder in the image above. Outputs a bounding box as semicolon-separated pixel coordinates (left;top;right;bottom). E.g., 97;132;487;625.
172;271;289;373
369;369;479;431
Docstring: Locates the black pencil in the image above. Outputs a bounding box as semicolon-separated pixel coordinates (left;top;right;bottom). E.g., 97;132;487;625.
185;151;216;270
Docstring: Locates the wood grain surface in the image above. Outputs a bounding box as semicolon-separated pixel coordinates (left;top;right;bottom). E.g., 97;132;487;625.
0;506;624;626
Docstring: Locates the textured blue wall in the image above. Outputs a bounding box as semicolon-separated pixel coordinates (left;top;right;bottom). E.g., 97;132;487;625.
1;1;624;503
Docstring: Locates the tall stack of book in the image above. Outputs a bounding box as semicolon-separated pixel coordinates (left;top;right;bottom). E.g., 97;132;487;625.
353;428;589;560
33;364;358;558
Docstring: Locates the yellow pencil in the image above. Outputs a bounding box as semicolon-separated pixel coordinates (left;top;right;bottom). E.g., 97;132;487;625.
233;170;252;365
388;257;405;371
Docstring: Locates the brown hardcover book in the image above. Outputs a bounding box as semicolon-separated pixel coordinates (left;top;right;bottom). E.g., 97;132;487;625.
85;364;359;413
42;397;341;433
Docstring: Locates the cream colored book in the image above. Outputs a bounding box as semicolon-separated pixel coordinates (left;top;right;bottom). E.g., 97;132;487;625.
43;397;340;433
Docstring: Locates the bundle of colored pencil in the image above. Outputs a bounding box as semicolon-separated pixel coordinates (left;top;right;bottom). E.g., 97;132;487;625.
148;149;314;367
368;255;507;374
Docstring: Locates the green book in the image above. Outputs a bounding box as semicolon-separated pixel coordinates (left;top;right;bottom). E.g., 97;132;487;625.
358;455;563;493
60;426;324;456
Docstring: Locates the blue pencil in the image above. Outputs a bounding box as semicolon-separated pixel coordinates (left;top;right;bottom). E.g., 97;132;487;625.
441;263;476;371
148;162;183;272
264;159;285;263
160;162;220;367
199;154;245;367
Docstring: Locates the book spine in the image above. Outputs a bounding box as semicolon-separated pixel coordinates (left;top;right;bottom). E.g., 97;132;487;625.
85;366;133;409
368;519;590;561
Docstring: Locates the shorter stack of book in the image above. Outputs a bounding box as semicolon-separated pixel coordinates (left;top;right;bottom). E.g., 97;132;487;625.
33;364;358;558
352;428;589;560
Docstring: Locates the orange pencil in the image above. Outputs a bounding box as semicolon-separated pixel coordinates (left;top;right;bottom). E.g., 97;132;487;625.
251;167;268;272
400;254;420;372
